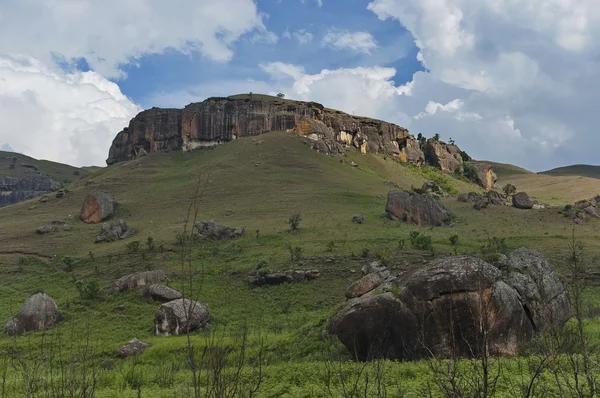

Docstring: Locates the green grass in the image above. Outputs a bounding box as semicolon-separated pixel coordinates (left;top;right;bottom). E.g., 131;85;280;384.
2;132;600;396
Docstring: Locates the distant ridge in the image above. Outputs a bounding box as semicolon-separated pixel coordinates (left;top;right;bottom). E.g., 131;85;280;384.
541;164;600;180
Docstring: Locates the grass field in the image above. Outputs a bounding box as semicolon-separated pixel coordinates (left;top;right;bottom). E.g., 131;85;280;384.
1;132;600;397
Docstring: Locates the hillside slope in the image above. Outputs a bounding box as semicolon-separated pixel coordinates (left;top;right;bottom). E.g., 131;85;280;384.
542;164;600;179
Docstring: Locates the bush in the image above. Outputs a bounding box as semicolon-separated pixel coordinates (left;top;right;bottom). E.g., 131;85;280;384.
502;183;517;196
75;279;101;301
449;234;459;255
255;259;268;270
480;235;508;263
361;247;370;258
460;163;480;184
126;240;141;253
62;256;76;272
410;231;433;252
288;214;302;233
146;236;155;252
326;241;335;252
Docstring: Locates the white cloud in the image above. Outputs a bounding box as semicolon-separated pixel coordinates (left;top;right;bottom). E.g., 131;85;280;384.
0;56;140;166
322;30;378;54
0;0;270;78
1;143;15;152
293;30;314;44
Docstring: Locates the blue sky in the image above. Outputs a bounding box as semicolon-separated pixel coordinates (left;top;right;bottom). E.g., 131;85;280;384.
0;0;599;170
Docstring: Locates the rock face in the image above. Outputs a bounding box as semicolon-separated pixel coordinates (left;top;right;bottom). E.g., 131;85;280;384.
81;192;115;224
513;192;534;209
329;249;570;361
385;190;453;226
195;221;244;239
111;270;167;293
4;293;63;336
425;140;464;174
0;175;60;207
106;95;426;166
155;299;210;336
466;162;498;191
248;270;321;287
141;285;183;302
118;338;151;358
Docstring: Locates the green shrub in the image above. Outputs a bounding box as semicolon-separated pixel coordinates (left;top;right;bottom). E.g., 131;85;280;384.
326;241;335;252
480;235;508;263
126;240;141;253
75;279;101;301
410;231;433;252
502;183;517;196
62;256;76;272
288;213;302;233
146;236;155;252
449;234;459;255
361;247;370;258
255;259;268;270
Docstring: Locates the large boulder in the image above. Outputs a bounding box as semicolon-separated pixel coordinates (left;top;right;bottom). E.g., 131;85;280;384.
329;249;570;361
117;338;151;358
155;299;210;336
4;293;63;336
465;162;497;190
385;190;453;226
81;192;115;223
248;269;321;287
195;221;244;239
424;140;464;174
513;192;534;209
111;270;166;293
95;219;135;243
141;285;182;302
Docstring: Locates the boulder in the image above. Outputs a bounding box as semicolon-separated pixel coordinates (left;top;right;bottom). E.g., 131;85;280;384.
473;200;489;210
248;269;321;286
457;193;469;202
421;181;446;198
95;219;135;243
583;206;600;218
385;190;453;226
117;338;151;358
361;261;390;277
329;250;570;361
141;285;183;302
346;273;386;299
424;140;463;174
352;215;364;224
81;192;115;224
4;293;63;336
62;224;73;232
485;191;505;205
36;226;55;234
195;221;244;239
465;162;497;190
111;270;167;293
513;192;534;209
39;195;48;203
155;299;210;336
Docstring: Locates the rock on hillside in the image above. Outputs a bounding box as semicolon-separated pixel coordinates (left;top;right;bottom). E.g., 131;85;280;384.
425;139;464;174
4;293;63;336
466;162;498;191
329;249;570;361
106;95;426;166
385;190;453;226
81;192;115;224
0;175;60;207
155;298;210;336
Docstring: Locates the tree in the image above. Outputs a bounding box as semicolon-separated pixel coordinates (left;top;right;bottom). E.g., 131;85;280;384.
433;133;440;141
276;93;285;98
502;183;517;196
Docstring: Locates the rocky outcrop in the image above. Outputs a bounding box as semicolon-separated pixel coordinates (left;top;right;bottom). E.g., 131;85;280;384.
513;192;534;209
155;298;210;336
81;192;115;224
424;140;463;174
248;269;321;287
0;175;60;207
329;249;570;361
195;221;244;239
111;270;167;293
385;190;453;226
466;162;497;191
106;95;425;166
4;293;63;336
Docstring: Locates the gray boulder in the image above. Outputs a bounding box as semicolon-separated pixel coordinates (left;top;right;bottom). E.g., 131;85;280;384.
141;285;182;302
36;226;55;234
248;269;321;286
352;215;364;224
195;221;245;239
513;192;534;209
329;249;570;361
155;299;210;336
485;190;505;205
118;338;151;358
4;293;63;336
346;273;386;299
111;270;166;293
95;219;135;243
473;200;489;210
421;180;446;198
81;191;115;224
386;190;453;226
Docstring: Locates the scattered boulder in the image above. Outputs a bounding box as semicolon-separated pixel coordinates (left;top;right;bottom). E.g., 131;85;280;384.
361;261;389;277
55;189;66;199
352;215;364;224
346;273;386;299
329;249;570;361
421;180;446;198
118;338;151;358
81;191;116;224
473;200;489;211
36;226;55;234
458;192;484;202
62;224;73;232
248;270;321;287
95;219;135;243
424;140;464;174
385;180;400;188
584;206;600;218
141;285;182;302
195;221;244;239
111;270;167;293
4;293;63;336
513;192;534;209
385;190;453;226
465;162;497;190
485;191;505;205
39;195;48;203
155;299;210;336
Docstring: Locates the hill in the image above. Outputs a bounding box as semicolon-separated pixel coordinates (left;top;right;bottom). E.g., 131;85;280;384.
542;164;600;179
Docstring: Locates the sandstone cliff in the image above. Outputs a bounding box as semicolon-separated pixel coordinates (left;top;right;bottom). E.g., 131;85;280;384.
107;94;425;166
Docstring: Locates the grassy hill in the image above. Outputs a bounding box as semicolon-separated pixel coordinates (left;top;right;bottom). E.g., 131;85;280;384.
0;150;89;184
542;164;600;179
2;133;600;396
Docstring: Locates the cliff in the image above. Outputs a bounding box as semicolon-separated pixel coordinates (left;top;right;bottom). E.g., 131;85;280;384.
106;94;424;166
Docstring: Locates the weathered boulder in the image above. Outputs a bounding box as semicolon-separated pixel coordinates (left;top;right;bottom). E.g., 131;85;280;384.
36;226;55;234
485;191;505;205
95;219;135;243
248;270;321;287
424;140;463;174
583;206;600;218
195;220;244;239
141;285;182;302
4;293;63;336
117;338;151;358
513;192;534;209
352;215;364;224
385;190;453;226
473;200;489;210
465;162;497;190
81;192;115;223
155;299;210;336
421;180;446;198
329;249;570;361
346;273;386;299
111;270;167;293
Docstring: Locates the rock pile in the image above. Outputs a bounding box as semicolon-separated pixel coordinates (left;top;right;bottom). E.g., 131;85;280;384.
195;220;244;239
95;219;135;243
248;269;321;286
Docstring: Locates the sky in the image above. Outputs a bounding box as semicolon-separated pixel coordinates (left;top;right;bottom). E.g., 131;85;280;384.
0;0;599;171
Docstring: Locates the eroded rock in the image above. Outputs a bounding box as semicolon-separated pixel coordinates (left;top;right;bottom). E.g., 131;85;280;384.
81;192;115;224
111;270;167;293
141;285;182;302
385;190;453;226
195;220;244;239
4;293;63;336
155;299;210;336
118;338;151;358
513;192;534;209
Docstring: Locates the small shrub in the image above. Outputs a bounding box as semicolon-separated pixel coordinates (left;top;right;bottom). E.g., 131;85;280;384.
255;259;268;270
288;214;302;233
410;232;433;252
75;279;101;301
293;246;303;262
376;251;390;267
361;247;370;258
88;250;95;262
126;240;141;253
502;183;517;196
398;238;405;251
62;256;76;272
449;234;459;255
480;235;508;263
146;236;155;252
326;241;335;252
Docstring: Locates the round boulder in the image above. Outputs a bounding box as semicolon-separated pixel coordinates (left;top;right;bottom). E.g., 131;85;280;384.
512;192;534;209
155;298;210;336
81;191;115;224
4;293;63;336
141;285;182;302
385;190;453;226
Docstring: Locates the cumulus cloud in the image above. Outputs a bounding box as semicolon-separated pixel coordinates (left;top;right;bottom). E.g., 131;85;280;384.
0;0;271;78
0;56;140;167
322;30;378;54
